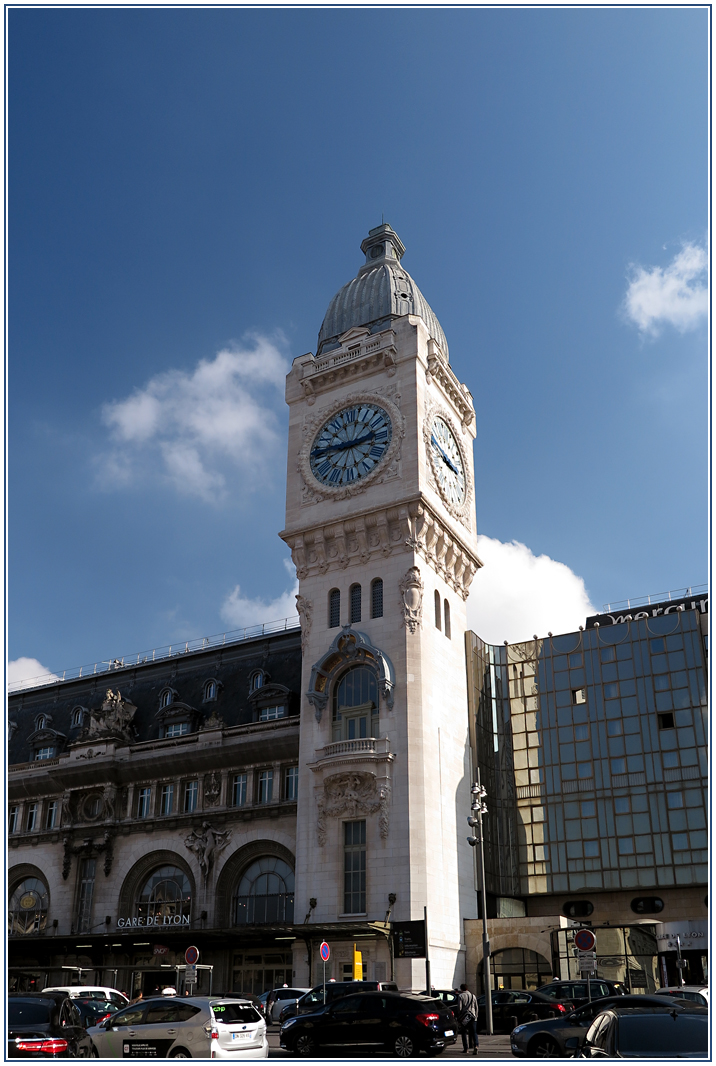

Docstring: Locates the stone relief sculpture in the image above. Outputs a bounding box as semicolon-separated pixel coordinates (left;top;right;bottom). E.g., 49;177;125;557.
101;784;116;822
399;566;424;633
184;822;232;884
316;771;391;846
296;594;312;652
203;772;221;806
200;710;224;731
85;689;137;742
61;793;73;827
62;828;115;880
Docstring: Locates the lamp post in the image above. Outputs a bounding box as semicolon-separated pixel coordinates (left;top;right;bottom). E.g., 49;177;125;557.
467;771;493;1036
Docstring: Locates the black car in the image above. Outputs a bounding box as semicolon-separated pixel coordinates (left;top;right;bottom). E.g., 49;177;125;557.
279;980;400;1025
478;990;568;1034
536;980;627;1011
580;1005;708;1058
8;994;94;1058
73;999;118;1030
510;994;698;1058
280;991;457;1057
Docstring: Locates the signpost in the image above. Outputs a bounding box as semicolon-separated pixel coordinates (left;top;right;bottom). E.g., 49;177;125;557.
320;941;330;1005
392;920;426;959
184;946;200;992
573;929;597;1002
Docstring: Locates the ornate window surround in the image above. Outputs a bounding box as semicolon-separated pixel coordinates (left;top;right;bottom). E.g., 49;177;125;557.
306;627;394;723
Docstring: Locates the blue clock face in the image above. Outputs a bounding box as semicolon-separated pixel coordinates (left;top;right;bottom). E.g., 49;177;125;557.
310;403;393;487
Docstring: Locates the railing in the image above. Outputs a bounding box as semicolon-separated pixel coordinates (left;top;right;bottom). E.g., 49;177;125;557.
603;584;707;612
8;616;301;694
318;737;391;759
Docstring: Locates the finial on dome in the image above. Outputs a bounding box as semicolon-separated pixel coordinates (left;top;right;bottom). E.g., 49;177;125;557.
360;223;405;266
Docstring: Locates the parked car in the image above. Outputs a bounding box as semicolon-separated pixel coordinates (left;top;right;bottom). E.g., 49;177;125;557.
265;987;312;1024
279;980;400;1024
421;989;460;1015
73;998;119;1030
579;1005;708;1058
42;987;129;1010
536;980;627;1011
654;986;709;1007
510;994;699;1058
8;993;94;1058
208;999;269;1059
280;990;457;1057
478;989;568;1034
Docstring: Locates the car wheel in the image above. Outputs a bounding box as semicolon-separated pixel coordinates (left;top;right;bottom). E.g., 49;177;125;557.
295;1034;316;1055
393;1035;417;1057
528;1036;560;1057
169;1049;192;1058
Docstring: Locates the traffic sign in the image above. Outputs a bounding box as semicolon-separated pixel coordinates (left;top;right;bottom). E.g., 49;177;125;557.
185;964;197;983
320;941;330;962
574;929;596;952
185;945;200;965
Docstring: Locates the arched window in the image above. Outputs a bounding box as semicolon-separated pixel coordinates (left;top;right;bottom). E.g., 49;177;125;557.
350;584;362;624
333;665;378;742
250;671;264;692
9;877;49;936
159;689;173;709
434;590;441;630
371;579;383;619
204;680;217;701
71;708;84;728
233;857;295;925
35;715;47;731
136;865;192;924
444;599;451;639
480;948;552;993
329;589;341;629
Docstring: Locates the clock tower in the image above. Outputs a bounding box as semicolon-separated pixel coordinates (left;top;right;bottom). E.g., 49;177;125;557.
281;224;482;988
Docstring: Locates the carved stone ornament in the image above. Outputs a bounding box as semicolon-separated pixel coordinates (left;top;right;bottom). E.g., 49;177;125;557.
316;771;391;846
422;399;473;527
399;567;424;633
296;594;312;652
102;784;116;822
200;710;224;731
297;389;405;506
61;792;73;828
306;627;395;723
62;828;115;880
184;822;232;884
203;772;221;806
84;689;137;743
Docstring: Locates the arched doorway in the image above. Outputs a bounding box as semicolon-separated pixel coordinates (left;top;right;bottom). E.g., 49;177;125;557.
480;948;552;993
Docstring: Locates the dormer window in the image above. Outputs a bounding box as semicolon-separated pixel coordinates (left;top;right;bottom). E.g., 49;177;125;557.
159;689;173;709
164;722;190;738
35;714;47;731
71;707;85;728
204;679;220;702
250;671;265;692
35;746;55;761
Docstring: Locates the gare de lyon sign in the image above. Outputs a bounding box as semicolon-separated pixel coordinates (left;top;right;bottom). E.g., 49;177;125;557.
117;916;191;928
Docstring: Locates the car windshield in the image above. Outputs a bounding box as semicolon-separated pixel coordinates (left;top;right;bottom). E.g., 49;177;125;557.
9;1001;52;1025
617;1015;708;1055
213;1004;261;1024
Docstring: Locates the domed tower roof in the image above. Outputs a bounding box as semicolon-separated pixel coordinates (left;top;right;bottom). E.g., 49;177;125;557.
317;224;449;360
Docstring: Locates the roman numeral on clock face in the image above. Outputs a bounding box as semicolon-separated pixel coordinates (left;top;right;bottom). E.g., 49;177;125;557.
310;403;393;487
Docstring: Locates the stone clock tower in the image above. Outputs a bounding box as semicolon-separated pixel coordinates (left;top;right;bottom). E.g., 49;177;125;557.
281;224;482;988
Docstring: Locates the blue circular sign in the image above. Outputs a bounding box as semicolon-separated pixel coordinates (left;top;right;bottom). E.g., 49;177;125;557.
320;941;330;962
185;945;200;965
574;929;596;952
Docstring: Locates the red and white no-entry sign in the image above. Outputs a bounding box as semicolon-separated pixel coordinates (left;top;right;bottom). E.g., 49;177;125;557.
320;941;330;962
185;945;200;965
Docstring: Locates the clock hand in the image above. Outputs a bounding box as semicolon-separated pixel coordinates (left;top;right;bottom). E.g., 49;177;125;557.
431;435;460;476
311;432;375;458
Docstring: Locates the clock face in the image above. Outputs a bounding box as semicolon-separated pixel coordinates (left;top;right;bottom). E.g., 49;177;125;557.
429;416;466;506
310;403;393;487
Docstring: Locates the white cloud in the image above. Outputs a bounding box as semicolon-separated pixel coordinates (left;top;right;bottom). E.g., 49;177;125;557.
98;333;290;502
623;242;708;336
466;535;595;644
220;559;299;630
8;657;60;690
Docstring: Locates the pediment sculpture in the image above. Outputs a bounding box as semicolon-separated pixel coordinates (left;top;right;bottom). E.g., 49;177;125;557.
316;771;391;846
184;821;232;884
85;689;137;742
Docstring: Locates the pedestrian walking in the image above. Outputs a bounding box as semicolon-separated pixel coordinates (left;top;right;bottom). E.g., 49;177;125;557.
456;983;479;1054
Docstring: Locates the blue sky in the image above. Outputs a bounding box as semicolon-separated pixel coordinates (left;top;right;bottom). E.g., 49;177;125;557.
9;7;708;682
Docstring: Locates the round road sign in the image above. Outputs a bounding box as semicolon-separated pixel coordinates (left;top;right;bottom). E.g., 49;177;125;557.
574;929;596;952
185;945;200;965
320;941;330;962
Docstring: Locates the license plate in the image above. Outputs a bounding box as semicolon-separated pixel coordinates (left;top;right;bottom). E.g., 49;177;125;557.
444;1030;454;1037
232;1032;252;1040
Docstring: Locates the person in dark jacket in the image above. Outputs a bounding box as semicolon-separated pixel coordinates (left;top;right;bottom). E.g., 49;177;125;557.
456;984;479;1054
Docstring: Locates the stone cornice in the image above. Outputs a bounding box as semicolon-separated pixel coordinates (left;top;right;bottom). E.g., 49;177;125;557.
425;338;475;434
293;327;398;405
281;495;482;600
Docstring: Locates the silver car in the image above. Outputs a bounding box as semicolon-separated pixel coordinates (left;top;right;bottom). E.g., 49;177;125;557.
266;987;311;1024
88;995;267;1059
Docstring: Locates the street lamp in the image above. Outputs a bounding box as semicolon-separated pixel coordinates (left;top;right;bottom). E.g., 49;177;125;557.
467;771;493;1036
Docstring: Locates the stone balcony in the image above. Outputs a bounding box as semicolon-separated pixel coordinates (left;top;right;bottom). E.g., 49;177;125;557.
309;735;395;773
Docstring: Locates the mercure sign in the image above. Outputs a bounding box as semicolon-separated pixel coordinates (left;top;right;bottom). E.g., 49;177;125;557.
586;595;708;629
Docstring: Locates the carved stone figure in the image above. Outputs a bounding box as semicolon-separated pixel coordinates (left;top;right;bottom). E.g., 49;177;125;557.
184;822;232;883
85;689;137;742
317;772;391;845
399;566;424;633
61;793;73;828
203;772;221;806
296;594;312;652
102;784;116;822
62;828;115;880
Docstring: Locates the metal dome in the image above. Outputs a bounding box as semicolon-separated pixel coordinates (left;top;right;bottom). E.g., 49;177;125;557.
317;224;449;360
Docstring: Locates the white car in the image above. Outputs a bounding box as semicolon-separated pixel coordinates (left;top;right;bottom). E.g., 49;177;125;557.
266;986;311;1023
210;999;269;1058
41;985;129;1008
654;985;709;1006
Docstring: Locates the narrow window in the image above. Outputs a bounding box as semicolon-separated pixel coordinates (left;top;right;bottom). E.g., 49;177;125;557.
26;803;38;832
232;773;247;807
251;671;264;692
371;579;383;619
137;788;151;819
329;589;341;629
183;780;198;813
160;690;173;709
350;584;362;624
344;820;366;914
71;708;84;728
444;599;451;639
45;800;58;830
258;770;273;804
285;766;299;801
205;681;217;701
434;590;441;630
36;715;46;730
8;806;19;833
160;784;174;816
76;857;96;933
